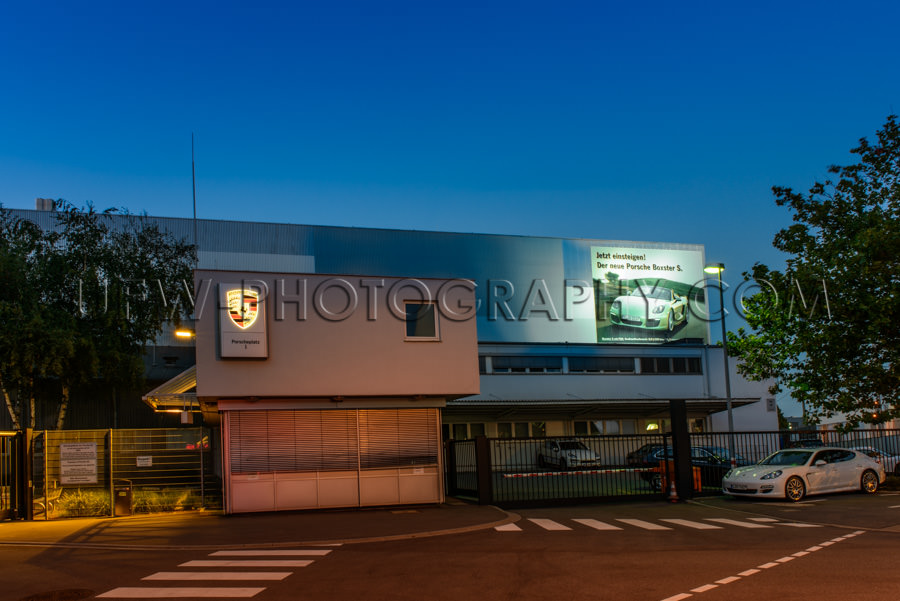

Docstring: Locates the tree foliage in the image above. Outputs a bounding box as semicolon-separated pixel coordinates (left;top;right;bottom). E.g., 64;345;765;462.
0;201;195;429
728;115;900;428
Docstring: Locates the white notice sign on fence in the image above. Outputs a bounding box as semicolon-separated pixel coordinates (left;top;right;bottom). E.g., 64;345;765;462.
60;442;98;485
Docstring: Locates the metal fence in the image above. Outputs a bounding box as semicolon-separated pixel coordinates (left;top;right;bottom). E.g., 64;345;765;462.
31;427;217;520
1;431;25;520
447;429;900;507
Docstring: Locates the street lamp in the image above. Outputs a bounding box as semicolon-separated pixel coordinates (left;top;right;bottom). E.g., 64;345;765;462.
704;262;736;468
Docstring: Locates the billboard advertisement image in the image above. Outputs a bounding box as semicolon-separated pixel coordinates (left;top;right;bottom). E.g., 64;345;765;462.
590;246;708;344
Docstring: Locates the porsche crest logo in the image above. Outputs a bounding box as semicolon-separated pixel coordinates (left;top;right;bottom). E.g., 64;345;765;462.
226;289;260;329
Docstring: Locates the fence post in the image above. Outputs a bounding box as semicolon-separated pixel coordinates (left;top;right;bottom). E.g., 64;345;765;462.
445;440;458;496
475;436;493;505
21;429;34;521
669;400;693;501
200;427;206;507
108;429;114;517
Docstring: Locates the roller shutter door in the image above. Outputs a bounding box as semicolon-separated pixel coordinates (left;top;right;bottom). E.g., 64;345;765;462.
225;408;441;512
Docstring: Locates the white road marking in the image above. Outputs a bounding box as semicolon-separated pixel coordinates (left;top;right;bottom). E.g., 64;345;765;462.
791;551;810;557
616;519;672;530
778;522;822;527
572;518;623;530
660;594;693;601
889;505;900;509
819;541;835;547
705;518;772;529
806;545;823;551
527;518;572;531
210;550;331;556
97;587;265;598
659;519;722;530
143;572;291;581
776;556;795;563
738;569;760;576
748;517;778;522
715;576;741;584
758;562;779;569
180;560;314;567
494;523;522;531
691;584;718;593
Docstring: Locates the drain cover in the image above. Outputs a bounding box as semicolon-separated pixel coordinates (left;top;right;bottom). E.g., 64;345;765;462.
18;590;96;601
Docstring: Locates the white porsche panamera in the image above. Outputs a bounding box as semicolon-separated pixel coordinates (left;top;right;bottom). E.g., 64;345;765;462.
722;447;885;502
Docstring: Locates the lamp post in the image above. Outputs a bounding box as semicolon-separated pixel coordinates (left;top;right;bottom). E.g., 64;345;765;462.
704;262;736;468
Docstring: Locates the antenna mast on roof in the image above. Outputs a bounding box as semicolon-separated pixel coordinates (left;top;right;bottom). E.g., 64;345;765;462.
192;133;198;259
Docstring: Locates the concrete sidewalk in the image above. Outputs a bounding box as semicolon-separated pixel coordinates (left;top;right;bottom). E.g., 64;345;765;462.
0;500;516;550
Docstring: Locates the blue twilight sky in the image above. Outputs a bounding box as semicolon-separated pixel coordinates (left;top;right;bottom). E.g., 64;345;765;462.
2;1;899;415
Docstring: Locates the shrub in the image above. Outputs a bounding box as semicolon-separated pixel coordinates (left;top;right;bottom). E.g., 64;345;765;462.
133;489;201;513
56;489;111;517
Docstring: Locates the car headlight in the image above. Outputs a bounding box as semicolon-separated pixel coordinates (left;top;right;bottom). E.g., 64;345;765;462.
724;469;734;479
652;304;665;314
760;470;783;480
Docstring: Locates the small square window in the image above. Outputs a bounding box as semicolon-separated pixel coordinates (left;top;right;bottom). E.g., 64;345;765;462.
405;302;438;339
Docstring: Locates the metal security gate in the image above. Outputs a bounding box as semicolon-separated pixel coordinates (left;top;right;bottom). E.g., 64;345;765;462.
31;428;215;520
224;407;443;513
1;431;25;520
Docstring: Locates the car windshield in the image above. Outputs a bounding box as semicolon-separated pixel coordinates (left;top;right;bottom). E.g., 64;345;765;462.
760;450;812;466
558;441;588;451
631;288;672;301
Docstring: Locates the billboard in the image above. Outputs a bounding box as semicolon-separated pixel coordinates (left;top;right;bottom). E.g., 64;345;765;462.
590;245;708;344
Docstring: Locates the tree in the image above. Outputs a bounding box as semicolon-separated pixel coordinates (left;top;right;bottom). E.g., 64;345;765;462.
0;201;196;429
728;115;900;429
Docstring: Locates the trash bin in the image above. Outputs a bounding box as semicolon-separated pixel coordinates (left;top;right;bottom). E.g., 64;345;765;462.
113;479;133;517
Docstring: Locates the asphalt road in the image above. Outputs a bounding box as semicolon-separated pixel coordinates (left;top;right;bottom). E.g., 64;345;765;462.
3;492;899;601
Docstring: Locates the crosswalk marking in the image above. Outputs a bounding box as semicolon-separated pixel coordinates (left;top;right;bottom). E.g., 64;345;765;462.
659;519;722;530
527;518;572;531
705;518;773;529
97;587;265;598
492;516;823;533
572;519;623;531
181;559;314;567
143;572;292;581
616;519;672;530
210;550;332;557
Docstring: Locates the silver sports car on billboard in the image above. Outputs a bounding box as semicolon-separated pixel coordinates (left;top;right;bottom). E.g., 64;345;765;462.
609;286;688;332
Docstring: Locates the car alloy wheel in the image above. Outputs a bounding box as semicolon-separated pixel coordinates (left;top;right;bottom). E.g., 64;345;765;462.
861;470;879;494
667;311;675;332
785;476;806;502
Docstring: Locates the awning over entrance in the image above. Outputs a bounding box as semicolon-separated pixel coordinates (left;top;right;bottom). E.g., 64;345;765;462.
446;395;758;420
141;365;199;412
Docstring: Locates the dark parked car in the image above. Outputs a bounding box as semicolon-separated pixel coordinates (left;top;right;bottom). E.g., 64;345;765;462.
635;445;749;490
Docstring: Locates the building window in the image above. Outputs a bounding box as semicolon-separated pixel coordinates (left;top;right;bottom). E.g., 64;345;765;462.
491;356;563;373
531;422;546;437
497;423;512;438
405;302;438;339
514;422;530;437
574;421;602;435
568;356;635;373
478;356;487;374
640;357;702;374
470;423;486;437
452;423;468;440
